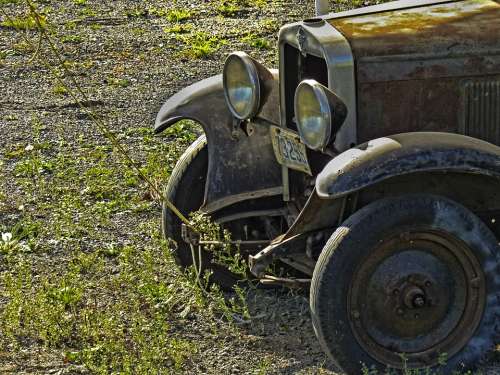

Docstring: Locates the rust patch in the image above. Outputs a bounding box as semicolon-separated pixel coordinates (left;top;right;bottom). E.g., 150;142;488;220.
330;0;500;59
331;0;498;38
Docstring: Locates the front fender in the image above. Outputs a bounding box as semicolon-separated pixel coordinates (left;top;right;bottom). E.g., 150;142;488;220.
154;73;283;213
155;75;228;134
316;132;500;199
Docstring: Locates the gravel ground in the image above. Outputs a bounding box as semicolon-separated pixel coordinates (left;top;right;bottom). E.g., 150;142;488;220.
1;1;499;374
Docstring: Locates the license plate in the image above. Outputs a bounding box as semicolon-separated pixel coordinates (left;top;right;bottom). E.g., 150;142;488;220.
270;126;311;175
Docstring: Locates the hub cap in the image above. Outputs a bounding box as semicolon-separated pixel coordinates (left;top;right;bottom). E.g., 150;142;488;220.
348;230;485;368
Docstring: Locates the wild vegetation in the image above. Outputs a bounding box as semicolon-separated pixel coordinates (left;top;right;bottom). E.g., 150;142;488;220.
0;0;498;374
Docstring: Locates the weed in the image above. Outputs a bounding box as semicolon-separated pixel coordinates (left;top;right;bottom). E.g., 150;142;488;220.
217;1;242;16
106;77;130;87
260;18;280;32
52;83;68;95
166;8;191;23
79;6;97;17
124;7;148;18
181;32;224;59
0;49;15;65
0;232;30;255
14;154;54;177
216;0;267;16
61;34;83;43
0;0;21;5
241;33;270;49
0;12;46;30
164;23;192;35
254;357;272;375
72;0;86;5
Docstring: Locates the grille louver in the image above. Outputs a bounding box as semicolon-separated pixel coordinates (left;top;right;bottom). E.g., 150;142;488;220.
461;80;500;146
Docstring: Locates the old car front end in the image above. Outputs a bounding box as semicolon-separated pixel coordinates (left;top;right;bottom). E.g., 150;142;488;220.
156;0;500;373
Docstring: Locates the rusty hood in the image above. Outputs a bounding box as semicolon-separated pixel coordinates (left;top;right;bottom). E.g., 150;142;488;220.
328;0;500;80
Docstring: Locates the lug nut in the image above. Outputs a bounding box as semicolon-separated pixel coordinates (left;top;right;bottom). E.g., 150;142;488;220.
413;296;425;308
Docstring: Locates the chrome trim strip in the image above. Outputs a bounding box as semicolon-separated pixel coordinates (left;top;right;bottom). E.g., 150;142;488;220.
279;20;357;152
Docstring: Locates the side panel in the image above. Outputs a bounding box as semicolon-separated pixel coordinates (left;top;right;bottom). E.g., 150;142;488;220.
155;75;283;213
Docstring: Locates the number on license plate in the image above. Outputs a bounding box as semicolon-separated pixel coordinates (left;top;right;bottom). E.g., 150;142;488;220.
270;126;311;175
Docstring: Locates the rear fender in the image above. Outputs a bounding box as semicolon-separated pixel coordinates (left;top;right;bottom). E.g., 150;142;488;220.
155;72;283;213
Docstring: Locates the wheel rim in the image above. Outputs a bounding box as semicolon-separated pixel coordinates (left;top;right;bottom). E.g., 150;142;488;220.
348;230;486;368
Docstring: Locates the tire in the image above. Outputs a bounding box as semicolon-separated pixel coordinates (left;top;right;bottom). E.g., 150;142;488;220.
162;135;239;289
310;194;500;374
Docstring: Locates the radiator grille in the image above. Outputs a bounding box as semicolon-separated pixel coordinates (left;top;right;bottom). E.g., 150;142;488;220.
283;44;328;131
461;80;500;146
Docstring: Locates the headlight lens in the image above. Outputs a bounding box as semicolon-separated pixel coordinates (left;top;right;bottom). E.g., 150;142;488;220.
223;52;260;120
294;80;332;151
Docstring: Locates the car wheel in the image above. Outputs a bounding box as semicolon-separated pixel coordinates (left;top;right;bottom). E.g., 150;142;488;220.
163;135;240;289
310;194;499;374
163;135;289;290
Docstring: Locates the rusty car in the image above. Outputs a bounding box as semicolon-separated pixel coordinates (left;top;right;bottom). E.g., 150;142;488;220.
154;0;500;373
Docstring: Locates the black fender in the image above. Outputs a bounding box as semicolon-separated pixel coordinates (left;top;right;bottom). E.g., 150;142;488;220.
154;72;283;213
316;132;500;199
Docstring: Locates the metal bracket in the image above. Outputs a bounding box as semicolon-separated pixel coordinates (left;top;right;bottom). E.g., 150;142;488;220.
260;275;311;289
248;233;306;277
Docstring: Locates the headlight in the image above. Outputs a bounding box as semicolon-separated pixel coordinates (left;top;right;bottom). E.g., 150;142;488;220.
294;80;347;151
223;52;260;120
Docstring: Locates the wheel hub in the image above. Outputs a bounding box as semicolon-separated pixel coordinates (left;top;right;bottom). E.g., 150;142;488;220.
348;230;485;368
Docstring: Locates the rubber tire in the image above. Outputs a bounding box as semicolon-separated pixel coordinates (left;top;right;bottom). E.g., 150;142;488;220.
310;194;500;374
163;135;239;290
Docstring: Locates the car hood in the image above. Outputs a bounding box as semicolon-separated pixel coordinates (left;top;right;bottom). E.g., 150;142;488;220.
327;0;500;77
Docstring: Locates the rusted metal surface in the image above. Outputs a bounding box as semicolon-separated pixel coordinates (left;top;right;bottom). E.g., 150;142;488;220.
154;74;283;213
330;1;500;61
348;230;486;368
260;274;311;288
329;1;500;145
316;132;500;200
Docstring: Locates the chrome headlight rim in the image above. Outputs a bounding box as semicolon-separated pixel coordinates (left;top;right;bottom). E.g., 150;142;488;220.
294;79;333;151
223;52;261;120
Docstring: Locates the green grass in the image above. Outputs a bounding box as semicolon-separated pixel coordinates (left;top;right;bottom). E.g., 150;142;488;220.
166;8;192;23
216;0;268;16
0;0;21;5
0;12;45;30
164;23;192;35
217;1;242;17
241;33;271;49
106;77;131;87
180;31;224;59
0;116;248;373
